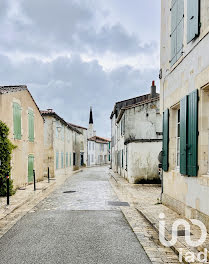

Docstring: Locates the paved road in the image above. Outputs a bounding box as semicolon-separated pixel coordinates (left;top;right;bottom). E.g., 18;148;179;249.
0;167;151;264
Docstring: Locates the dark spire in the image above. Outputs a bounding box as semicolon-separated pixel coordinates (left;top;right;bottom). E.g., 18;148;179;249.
89;106;93;124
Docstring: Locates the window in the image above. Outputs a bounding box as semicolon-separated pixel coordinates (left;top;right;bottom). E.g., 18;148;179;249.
56;152;59;169
122;150;124;168
66;152;68;167
13;102;21;139
121;116;125;136
91;154;94;162
89;141;91;150
93;143;94;150
69;152;71;166
61;152;64;168
28;109;34;142
73;153;76;166
170;0;184;66
176;109;180;168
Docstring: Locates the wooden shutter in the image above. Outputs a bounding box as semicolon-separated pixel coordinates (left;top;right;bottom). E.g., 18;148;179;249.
171;0;177;65
180;96;188;175
187;0;200;43
187;89;198;176
176;0;184;60
28;155;34;183
170;0;184;65
162;109;169;171
56;152;59;169
28;109;34;142
13;103;21;139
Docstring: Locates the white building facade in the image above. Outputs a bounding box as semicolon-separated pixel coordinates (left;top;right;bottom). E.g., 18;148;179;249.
87;107;110;167
111;82;162;183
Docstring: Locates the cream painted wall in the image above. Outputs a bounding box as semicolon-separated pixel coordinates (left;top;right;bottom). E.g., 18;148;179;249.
160;0;209;222
0;90;44;188
43;115;74;179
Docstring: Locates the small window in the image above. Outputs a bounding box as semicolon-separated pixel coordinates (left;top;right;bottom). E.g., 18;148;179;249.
176;109;180;168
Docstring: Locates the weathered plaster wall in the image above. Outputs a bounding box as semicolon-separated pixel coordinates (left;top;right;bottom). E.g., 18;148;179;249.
127;142;161;183
43;115;74;178
0;90;44;187
124;101;162;141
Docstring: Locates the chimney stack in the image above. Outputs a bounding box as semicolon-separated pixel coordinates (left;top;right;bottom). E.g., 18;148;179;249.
150;81;156;98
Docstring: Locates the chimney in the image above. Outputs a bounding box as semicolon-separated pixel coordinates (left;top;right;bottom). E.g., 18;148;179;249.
150;81;156;98
47;109;53;113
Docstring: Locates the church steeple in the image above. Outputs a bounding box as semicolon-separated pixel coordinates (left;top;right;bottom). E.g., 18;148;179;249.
89;106;93;124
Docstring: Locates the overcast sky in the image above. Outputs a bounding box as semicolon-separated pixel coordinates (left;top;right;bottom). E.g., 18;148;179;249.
0;0;161;137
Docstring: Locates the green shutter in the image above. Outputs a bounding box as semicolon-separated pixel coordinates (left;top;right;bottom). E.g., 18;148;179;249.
61;152;64;168
176;0;184;60
162;109;169;172
187;89;198;176
66;153;68;167
28;109;34;142
28;155;34;183
56;152;59;169
13;103;21;139
171;1;177;65
187;0;200;43
170;0;184;65
180;96;188;175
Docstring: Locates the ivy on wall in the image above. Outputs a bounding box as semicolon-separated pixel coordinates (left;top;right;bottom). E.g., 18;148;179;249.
0;121;16;196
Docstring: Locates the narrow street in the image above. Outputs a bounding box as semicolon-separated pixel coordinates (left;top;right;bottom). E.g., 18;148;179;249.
0;167;151;264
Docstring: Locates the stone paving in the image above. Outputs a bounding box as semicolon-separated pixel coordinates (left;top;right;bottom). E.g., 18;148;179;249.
110;170;209;264
37;167;121;211
109;175;181;264
0;166;152;264
0;170;81;239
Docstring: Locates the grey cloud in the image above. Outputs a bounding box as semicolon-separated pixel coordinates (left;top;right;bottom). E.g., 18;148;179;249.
0;54;158;137
0;0;156;57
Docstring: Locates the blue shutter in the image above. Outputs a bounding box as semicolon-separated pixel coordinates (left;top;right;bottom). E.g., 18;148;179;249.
187;0;200;43
180;96;188;175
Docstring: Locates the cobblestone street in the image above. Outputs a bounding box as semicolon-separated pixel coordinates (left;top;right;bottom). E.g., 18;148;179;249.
0;167;151;264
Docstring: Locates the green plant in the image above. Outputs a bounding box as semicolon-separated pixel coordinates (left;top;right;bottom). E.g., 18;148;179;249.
0;121;16;196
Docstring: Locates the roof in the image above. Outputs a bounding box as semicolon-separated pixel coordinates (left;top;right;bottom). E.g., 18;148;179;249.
116;95;160;124
68;123;87;130
41;110;82;134
110;92;159;119
88;136;111;144
0;85;28;94
0;85;43;119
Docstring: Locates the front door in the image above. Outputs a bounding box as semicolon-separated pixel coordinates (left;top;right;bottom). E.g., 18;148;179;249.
81;153;84;166
28;155;34;183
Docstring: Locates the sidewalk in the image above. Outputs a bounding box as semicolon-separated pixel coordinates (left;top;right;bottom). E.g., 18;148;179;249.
0;169;83;238
109;170;209;264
